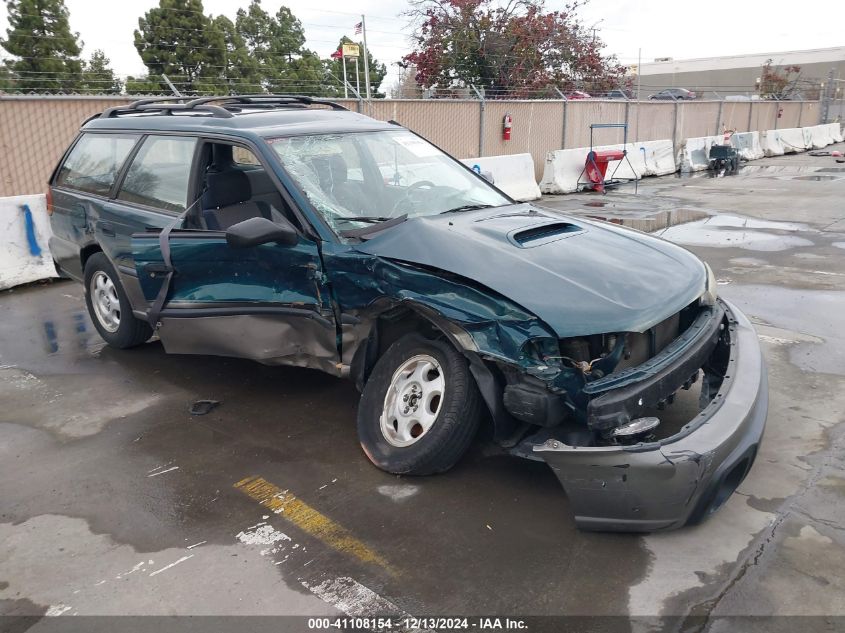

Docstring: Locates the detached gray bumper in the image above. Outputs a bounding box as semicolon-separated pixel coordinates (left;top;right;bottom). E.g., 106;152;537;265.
534;300;768;532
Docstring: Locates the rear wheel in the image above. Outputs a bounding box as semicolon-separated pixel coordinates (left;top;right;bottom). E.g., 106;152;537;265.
357;334;482;475
84;252;153;348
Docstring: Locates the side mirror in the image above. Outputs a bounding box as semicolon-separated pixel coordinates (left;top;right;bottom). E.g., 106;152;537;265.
225;216;298;249
481;170;495;185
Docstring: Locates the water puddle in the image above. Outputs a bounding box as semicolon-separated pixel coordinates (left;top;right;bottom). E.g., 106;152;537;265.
789;175;841;181
585;208;710;232
653;214;813;251
718;284;845;375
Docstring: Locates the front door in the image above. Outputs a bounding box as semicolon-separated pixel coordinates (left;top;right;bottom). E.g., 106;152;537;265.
131;230;339;374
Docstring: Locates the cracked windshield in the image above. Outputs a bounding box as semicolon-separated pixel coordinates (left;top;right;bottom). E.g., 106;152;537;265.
268;130;510;233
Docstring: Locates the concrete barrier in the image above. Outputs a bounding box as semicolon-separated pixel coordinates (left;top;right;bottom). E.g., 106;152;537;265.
540;140;674;194
830;122;844;143
640;139;677;176
731;132;764;161
760;130;785;156
1;194;58;291
679;136;723;172
777;127;808;153
461;153;541;201
804;124;837;149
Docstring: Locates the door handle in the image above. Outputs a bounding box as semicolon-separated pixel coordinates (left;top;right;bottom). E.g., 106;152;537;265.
144;263;173;276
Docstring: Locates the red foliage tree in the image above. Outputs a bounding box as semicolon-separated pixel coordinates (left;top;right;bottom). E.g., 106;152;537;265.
757;59;801;99
403;0;626;98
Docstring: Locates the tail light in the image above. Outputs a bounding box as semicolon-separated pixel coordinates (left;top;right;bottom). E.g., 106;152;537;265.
46;188;54;215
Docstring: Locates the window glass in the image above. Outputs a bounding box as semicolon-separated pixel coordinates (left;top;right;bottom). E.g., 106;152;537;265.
268;130;509;235
232;146;261;166
118;136;198;212
55;133;139;196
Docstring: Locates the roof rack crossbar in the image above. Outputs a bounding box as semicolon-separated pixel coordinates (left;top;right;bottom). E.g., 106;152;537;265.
133;103;235;118
99;94;347;119
210;94;348;111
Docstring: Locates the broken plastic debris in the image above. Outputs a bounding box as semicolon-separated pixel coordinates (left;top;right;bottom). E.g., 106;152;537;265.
189;399;221;415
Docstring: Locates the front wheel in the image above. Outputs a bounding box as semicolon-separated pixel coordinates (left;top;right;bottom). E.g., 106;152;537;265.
357;334;482;476
84;252;153;349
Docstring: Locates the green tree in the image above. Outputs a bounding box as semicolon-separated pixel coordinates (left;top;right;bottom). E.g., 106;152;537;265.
324;36;387;98
0;65;16;91
211;15;262;94
235;0;323;94
80;50;122;93
134;0;225;94
125;75;165;95
270;51;327;96
1;0;83;93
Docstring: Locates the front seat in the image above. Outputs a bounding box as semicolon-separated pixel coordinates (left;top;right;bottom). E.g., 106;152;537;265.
312;154;369;214
201;170;273;230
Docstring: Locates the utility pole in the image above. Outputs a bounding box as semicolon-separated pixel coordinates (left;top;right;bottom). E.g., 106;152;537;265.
355;57;360;98
361;15;371;100
342;52;348;99
636;48;642;142
821;68;835;123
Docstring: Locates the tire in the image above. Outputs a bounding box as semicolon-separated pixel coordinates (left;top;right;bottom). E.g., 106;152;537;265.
84;252;153;349
357;334;483;476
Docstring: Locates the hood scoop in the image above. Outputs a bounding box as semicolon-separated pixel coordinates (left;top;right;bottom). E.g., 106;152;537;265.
510;221;584;248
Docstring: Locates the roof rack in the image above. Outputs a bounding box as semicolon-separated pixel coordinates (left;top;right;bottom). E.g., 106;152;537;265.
99;94;348;119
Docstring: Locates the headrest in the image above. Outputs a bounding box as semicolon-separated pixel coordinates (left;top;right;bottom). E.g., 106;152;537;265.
312;154;348;190
204;170;251;208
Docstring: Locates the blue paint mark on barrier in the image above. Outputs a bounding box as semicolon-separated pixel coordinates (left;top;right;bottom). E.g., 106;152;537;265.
21;204;42;257
472;164;481;174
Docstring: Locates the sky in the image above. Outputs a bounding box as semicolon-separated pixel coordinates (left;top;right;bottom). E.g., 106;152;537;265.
1;0;844;92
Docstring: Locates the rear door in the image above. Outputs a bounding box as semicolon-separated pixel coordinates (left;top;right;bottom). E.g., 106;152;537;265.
50;132;141;279
130;140;339;374
100;135;200;309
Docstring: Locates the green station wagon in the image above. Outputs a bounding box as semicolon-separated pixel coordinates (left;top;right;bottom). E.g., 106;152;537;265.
48;95;767;531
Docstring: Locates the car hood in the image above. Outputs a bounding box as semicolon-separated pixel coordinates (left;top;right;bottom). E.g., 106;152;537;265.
355;204;707;337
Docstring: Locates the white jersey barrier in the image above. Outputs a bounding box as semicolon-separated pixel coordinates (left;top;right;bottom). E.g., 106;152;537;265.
760;130;785;156
731;132;764;160
777;128;808;153
540;140;675;194
460;153;541;201
805;124;836;149
830;122;844;143
679;135;723;172
1;194;58;291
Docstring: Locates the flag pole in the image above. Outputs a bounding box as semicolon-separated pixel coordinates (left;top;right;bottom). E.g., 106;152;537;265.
361;15;371;99
342;50;348;99
355;57;360;98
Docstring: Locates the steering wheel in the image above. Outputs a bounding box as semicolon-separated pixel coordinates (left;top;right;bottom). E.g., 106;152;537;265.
390;180;436;215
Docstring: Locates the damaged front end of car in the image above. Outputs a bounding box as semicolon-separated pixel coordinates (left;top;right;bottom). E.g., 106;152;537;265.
504;294;767;532
329;208;767;532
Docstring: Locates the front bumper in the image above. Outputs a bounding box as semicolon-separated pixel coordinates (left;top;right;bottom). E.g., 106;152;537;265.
534;299;768;532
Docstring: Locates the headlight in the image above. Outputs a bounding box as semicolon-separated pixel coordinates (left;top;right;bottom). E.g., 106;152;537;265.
700;262;718;306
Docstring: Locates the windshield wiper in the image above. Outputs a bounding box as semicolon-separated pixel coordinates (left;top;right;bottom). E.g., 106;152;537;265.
335;215;396;224
439;203;494;215
339;214;408;239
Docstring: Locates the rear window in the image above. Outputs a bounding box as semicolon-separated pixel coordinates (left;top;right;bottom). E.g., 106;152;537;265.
117;136;198;212
55;133;139;196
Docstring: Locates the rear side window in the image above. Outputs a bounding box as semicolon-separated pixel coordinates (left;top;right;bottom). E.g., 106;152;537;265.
233;146;261;166
117;135;198;212
55;133;139;196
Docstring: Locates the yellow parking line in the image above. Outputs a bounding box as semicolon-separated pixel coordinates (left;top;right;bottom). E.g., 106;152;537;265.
234;475;395;575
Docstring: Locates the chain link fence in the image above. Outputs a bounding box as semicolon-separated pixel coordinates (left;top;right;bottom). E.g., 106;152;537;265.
0;94;828;196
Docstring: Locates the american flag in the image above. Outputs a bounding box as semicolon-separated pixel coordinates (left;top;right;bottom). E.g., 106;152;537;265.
354;21;362;35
